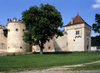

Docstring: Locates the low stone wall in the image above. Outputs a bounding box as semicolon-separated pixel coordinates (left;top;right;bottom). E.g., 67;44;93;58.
0;52;33;56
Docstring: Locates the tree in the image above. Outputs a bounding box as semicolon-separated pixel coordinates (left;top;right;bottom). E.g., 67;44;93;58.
92;14;100;34
91;36;100;46
22;3;63;54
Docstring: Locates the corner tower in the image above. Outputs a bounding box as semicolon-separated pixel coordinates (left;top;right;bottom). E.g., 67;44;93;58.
6;17;29;52
65;14;91;51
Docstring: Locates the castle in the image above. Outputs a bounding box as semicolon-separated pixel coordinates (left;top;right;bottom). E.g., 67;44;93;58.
54;14;91;51
0;14;91;53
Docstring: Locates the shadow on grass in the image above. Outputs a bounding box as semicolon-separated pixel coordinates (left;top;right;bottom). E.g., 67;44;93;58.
34;52;72;55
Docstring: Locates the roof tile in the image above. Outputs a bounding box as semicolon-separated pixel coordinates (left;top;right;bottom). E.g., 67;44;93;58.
65;14;86;26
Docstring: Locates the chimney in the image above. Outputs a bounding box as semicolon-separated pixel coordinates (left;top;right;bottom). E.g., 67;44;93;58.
71;17;73;24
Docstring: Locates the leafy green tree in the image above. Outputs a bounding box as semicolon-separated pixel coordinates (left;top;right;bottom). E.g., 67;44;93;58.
91;36;100;46
92;14;100;34
22;3;63;54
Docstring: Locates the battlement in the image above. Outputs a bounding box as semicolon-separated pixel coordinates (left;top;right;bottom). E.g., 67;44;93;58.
0;24;6;29
7;17;22;23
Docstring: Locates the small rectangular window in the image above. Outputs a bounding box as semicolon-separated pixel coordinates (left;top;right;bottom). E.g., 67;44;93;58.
76;31;77;35
48;39;50;42
48;46;50;49
78;31;79;34
8;29;10;32
20;46;22;49
76;31;80;35
23;29;24;32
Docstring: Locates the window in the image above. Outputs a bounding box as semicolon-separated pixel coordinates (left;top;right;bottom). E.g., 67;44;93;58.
48;46;50;49
76;31;80;35
16;29;18;31
20;46;22;49
48;39;50;42
8;29;10;32
23;29;24;32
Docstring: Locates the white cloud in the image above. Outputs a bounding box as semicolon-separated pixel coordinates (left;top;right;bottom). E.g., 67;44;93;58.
92;0;100;8
92;3;100;8
95;0;100;3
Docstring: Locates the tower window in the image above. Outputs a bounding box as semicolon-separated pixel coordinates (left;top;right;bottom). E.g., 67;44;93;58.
8;29;10;32
16;29;18;31
20;46;22;49
23;29;24;32
76;31;80;35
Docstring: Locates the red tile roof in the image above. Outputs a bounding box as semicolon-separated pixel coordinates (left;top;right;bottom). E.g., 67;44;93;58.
65;14;86;26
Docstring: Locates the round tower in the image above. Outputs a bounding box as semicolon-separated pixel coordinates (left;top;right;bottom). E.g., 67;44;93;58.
7;17;30;52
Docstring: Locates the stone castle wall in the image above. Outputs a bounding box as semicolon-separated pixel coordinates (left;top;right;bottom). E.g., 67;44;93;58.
54;31;67;52
65;23;85;51
84;24;91;51
54;23;91;52
0;16;91;53
0;25;7;52
32;39;55;52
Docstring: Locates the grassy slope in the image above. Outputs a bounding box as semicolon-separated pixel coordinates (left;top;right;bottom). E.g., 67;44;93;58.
0;52;100;72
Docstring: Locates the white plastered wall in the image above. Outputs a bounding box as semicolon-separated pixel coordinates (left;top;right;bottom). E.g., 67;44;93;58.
54;32;67;52
65;23;86;51
7;22;29;52
84;24;91;51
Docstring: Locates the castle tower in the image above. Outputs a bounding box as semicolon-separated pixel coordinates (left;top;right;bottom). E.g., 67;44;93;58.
6;17;29;52
64;14;91;51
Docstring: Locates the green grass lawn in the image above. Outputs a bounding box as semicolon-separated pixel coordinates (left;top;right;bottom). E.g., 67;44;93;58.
0;52;100;72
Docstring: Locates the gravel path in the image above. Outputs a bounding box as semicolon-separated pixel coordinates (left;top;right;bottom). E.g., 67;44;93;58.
17;60;100;73
18;70;100;73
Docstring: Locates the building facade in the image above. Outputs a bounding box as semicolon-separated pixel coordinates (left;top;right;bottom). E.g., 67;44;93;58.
0;17;55;52
0;24;7;52
0;15;91;53
0;17;31;52
54;14;91;52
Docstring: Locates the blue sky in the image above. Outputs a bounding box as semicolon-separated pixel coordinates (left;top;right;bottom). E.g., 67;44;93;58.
0;0;100;36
